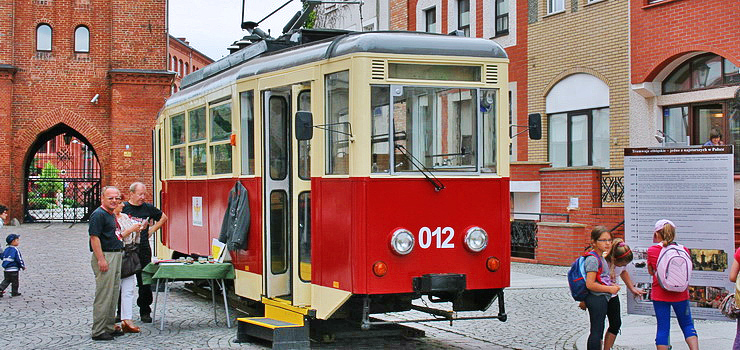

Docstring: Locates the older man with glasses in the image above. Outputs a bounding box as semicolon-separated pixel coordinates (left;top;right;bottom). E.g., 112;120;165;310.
89;186;125;341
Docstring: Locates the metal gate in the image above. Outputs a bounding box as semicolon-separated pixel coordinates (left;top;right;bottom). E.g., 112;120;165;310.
25;134;101;223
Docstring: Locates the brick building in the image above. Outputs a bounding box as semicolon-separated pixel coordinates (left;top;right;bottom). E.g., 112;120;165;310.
0;0;174;223
168;35;213;93
628;0;740;229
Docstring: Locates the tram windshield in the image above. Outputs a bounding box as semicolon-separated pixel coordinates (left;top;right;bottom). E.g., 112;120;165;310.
371;85;497;173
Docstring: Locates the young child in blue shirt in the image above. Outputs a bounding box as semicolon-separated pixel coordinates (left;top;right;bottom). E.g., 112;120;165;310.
1;233;25;297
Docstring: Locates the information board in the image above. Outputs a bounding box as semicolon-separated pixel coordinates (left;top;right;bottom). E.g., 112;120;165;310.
624;146;734;321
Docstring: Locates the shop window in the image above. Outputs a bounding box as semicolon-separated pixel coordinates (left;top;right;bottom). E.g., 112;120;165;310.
74;26;89;53
37;24;52;51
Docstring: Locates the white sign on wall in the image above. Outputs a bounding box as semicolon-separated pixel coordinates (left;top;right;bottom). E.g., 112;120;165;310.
192;196;203;227
624;146;734;321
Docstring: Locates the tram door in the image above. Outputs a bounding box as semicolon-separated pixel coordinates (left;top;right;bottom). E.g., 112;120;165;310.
263;90;292;298
292;84;312;306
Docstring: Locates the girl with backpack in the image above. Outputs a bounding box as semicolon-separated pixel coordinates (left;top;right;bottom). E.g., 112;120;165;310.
648;219;698;350
583;226;621;350
579;236;645;349
728;246;740;349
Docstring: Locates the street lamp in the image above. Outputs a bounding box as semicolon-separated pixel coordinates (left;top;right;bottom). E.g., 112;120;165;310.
696;62;710;88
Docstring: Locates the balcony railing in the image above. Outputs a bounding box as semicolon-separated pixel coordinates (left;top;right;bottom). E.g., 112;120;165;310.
600;168;624;205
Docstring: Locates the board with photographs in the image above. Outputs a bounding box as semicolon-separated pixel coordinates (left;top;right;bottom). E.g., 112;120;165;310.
624;146;735;321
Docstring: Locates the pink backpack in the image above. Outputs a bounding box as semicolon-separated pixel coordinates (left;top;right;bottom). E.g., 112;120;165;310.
655;243;692;292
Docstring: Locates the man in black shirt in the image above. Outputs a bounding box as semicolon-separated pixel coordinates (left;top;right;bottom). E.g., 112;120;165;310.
123;182;167;323
89;186;124;341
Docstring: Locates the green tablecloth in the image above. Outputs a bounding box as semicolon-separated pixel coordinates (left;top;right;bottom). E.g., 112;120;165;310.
141;262;235;285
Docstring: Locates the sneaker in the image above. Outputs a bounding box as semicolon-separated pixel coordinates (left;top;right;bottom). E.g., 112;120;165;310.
140;314;153;323
92;333;115;341
10;293;20;297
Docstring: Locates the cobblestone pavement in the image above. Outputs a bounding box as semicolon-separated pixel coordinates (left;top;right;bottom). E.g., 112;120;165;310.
1;223;595;349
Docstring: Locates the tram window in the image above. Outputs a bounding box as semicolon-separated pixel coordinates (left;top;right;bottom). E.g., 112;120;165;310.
481;89;497;172
298;191;311;282
189;107;206;142
269;96;289;181
326;71;350;175
170;113;185;145
190;144;207;176
210;144;232;174
392;87;477;172
370;85;390;173
298;90;311;180
240;91;255;175
270;191;288;275
170;148;186;177
210;103;232;142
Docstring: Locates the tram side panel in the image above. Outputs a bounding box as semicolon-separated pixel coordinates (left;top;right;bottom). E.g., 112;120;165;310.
162;178;263;277
312;177;355;293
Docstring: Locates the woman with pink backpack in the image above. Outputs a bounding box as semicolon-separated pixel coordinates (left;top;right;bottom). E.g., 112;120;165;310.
647;219;699;350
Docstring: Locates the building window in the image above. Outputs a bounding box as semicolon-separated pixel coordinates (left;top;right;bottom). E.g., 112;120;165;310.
179;60;184;77
36;24;52;51
74;26;89;53
548;0;565;14
549;108;610;168
458;0;470;37
663;53;740;94
662;102;738;172
185;62;189;75
495;0;509;36
172;56;177;73
425;7;436;33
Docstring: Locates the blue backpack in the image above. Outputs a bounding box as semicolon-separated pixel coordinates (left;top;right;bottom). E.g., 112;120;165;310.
568;251;603;301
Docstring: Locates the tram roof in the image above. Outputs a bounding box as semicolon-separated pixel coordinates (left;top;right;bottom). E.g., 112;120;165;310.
165;31;507;109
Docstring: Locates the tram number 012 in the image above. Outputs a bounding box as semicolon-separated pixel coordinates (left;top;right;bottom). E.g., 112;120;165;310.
418;227;455;249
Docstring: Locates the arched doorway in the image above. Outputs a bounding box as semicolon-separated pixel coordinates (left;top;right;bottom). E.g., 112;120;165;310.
24;124;102;223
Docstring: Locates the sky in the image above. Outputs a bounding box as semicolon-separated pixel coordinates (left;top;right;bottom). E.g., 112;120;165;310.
169;0;304;61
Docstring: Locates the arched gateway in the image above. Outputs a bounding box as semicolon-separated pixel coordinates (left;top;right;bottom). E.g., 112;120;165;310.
24;124;101;223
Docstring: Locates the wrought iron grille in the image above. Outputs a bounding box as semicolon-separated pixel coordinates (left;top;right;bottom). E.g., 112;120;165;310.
600;169;624;204
25;136;101;223
511;219;537;259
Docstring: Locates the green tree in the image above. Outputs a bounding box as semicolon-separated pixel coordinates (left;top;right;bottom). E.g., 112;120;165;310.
303;3;316;29
37;162;63;196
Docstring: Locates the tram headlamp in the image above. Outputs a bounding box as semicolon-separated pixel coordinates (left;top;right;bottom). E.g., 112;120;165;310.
390;229;414;255
464;227;488;252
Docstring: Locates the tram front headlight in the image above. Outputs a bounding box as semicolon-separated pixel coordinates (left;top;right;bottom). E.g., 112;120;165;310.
390;229;414;255
464;227;488;252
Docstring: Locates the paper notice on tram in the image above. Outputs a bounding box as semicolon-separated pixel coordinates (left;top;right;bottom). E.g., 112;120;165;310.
211;239;226;263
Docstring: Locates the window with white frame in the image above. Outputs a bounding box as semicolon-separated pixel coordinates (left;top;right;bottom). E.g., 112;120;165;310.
37;24;52;51
425;7;436;33
458;0;470;36
74;26;89;53
548;0;565;14
546;73;610;168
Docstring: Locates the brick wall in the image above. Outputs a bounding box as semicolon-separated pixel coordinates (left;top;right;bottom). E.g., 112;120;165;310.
510;161;548;181
0;0;172;222
527;0;630;170
536;222;588;266
389;0;408;30
631;0;740;84
168;36;213;92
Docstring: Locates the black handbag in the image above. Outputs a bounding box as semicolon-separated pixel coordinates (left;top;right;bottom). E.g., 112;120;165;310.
121;243;141;278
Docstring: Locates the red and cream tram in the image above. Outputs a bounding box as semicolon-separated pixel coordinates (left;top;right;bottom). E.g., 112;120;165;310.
153;29;519;343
